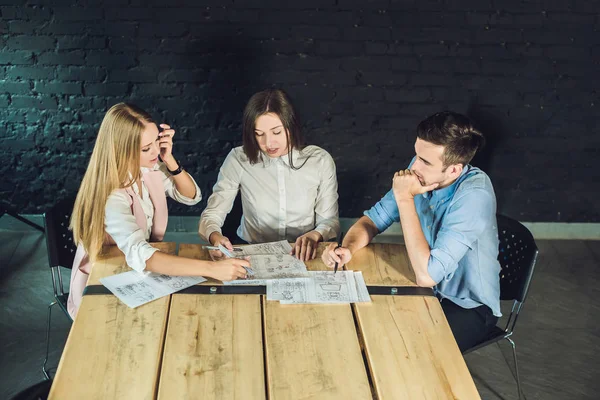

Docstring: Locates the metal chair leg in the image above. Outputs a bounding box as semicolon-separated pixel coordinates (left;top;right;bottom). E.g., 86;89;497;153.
42;301;57;380
505;337;522;400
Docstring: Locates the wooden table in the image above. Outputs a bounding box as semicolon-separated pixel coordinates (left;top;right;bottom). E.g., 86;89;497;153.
350;245;480;399
49;243;176;400
51;242;480;399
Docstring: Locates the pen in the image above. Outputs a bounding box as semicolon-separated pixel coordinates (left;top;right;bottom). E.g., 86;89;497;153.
334;231;345;275
202;245;243;251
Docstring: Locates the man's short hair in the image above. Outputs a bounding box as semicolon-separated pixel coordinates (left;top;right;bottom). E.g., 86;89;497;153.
417;111;485;168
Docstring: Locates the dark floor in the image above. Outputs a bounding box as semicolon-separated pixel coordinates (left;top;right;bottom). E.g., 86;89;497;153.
1;214;599;399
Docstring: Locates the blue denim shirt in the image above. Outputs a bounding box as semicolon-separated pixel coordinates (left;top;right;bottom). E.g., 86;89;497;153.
364;160;501;317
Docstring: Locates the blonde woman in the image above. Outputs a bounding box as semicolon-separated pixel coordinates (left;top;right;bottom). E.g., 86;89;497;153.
67;103;250;318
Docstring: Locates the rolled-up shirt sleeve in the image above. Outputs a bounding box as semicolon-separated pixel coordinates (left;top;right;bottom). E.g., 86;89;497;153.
363;189;400;233
428;189;495;284
105;191;158;273
158;162;202;205
313;151;340;241
198;150;243;242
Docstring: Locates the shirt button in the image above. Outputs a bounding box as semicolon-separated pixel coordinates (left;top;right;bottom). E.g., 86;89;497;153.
427;225;431;229
430;205;434;209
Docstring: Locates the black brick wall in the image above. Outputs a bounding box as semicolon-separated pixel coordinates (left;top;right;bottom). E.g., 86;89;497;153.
1;0;598;222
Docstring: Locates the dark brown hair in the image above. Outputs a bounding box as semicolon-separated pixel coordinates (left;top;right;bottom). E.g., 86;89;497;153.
242;89;306;169
416;111;485;168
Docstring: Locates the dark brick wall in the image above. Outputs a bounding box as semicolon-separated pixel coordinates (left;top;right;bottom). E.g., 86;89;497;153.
1;0;598;222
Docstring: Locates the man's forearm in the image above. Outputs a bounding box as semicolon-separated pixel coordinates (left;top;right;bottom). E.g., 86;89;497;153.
344;216;379;255
397;199;437;287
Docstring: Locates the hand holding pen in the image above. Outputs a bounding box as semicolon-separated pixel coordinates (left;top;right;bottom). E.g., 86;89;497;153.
203;245;243;252
206;232;236;261
322;231;352;272
203;242;254;278
333;231;345;274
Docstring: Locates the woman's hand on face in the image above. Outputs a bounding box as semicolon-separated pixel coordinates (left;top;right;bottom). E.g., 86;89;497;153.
158;124;176;165
291;230;322;262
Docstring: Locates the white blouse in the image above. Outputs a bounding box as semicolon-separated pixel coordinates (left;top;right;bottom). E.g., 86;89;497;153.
199;145;340;244
104;162;201;272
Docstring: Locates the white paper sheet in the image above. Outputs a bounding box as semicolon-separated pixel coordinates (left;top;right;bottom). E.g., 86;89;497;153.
300;271;358;304
353;271;371;303
266;270;371;304
246;254;309;279
236;240;293;256
100;271;206;308
223;279;268;286
266;278;313;303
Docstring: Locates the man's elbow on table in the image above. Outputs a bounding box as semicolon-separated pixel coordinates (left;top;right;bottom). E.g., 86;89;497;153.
416;273;437;288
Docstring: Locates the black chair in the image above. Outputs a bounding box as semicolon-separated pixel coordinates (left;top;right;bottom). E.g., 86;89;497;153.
42;197;77;380
220;192;246;245
9;379;52;400
463;214;539;400
1;199;45;232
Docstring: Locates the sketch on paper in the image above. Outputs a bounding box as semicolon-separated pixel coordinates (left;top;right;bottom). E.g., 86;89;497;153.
134;292;155;303
310;271;358;303
224;279;268;286
149;274;201;290
236;240;293;256
218;240;371;304
266;271;371;304
114;280;153;297
101;271;206;309
246;254;309;280
266;278;311;303
219;240;307;284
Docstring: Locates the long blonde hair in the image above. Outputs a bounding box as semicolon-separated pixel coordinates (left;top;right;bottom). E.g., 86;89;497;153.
70;103;155;263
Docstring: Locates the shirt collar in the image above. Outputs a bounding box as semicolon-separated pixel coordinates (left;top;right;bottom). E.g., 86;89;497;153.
259;148;301;167
127;164;160;194
141;163;161;173
423;165;471;201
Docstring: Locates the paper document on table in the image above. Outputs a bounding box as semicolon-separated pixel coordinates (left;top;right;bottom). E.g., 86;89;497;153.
223;279;268;286
266;278;313;303
100;271;206;308
353;271;371;303
266;271;370;304
302;271;358;304
236;240;293;256
223;254;309;284
248;254;309;279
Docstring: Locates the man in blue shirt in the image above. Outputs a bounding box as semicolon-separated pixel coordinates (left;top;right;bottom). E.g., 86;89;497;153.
322;111;501;352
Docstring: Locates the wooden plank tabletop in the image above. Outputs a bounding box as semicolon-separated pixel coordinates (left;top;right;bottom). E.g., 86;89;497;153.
347;243;417;286
157;245;266;399
51;241;479;400
85;242;177;285
263;242;372;399
49;242;176;400
177;243;223;286
351;244;480;399
355;296;480;399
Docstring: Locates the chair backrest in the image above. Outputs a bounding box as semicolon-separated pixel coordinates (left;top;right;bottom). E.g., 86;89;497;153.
9;379;52;400
497;214;539;303
220;191;244;244
44;197;77;270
